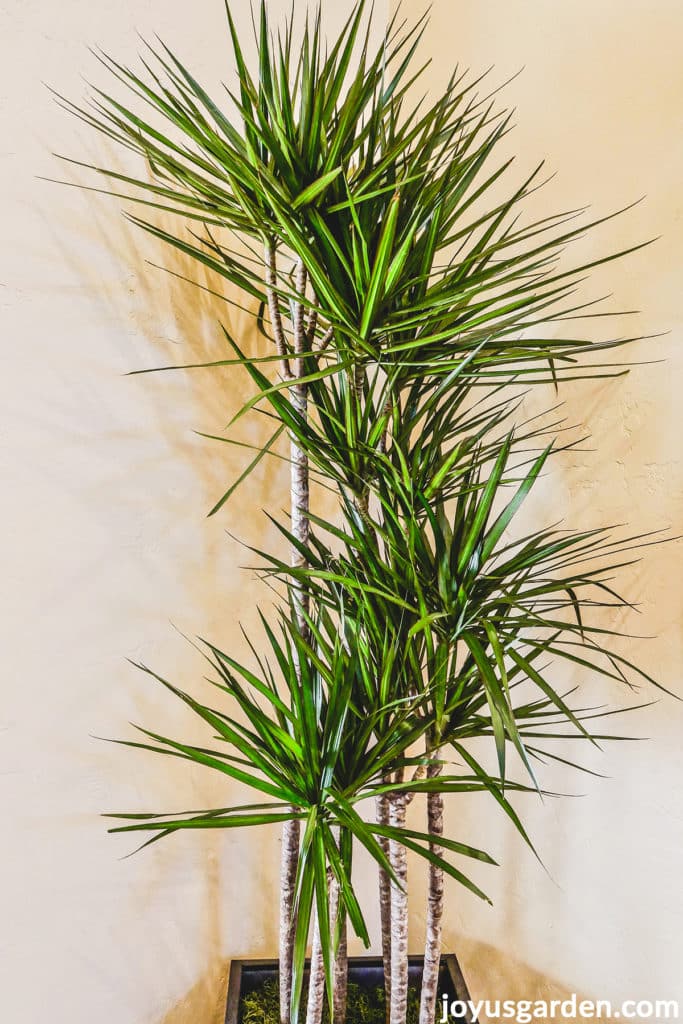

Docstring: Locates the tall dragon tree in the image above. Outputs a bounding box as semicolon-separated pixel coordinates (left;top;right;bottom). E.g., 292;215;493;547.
54;3;670;1024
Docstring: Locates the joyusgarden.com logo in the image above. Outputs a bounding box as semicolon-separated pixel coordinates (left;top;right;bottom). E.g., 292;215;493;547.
440;992;679;1022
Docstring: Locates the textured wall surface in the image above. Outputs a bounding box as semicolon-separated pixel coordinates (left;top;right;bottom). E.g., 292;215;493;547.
0;1;680;1023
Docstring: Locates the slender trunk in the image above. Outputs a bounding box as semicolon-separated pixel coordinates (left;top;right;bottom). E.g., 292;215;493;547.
330;872;348;1024
307;855;348;1024
419;751;444;1024
350;363;371;524
376;789;393;1022
290;258;310;632
375;389;395;1024
305;906;325;1024
333;916;348;1024
388;789;409;1024
290;379;310;625
265;241;293;382
267;245;310;1024
280;817;301;1024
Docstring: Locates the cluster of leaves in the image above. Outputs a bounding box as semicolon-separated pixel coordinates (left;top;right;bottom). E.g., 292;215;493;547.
58;2;668;1022
56;0;650;392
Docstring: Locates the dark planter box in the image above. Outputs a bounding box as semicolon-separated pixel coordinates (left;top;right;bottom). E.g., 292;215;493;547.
226;955;474;1024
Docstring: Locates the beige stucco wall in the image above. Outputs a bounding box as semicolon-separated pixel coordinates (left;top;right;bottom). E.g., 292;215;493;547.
0;1;680;1022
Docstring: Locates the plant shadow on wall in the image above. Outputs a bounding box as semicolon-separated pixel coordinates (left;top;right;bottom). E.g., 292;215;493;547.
444;937;622;1024
52;3;677;1024
53;150;289;1000
54;155;291;537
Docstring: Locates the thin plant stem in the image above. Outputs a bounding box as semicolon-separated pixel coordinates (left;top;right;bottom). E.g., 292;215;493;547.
419;743;444;1024
330;864;349;1024
388;778;409;1024
271;247;311;1024
305;903;326;1024
376;788;393;1023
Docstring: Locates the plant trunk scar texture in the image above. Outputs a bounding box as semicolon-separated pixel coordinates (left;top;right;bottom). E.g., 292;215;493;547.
420;760;444;1024
389;789;409;1024
376;788;393;1023
269;244;311;1024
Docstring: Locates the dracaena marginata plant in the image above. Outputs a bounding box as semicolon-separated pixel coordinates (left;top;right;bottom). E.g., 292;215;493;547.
55;3;671;1024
